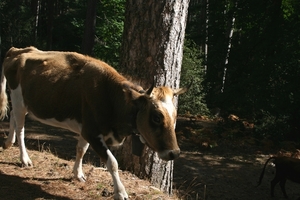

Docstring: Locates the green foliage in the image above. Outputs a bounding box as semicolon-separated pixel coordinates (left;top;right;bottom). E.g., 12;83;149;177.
0;0;124;65
52;11;85;51
231;1;299;140
254;111;285;139
0;1;36;49
93;0;125;67
178;40;209;116
184;0;300;142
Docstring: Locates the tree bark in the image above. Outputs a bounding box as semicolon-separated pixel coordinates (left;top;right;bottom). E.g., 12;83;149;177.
115;0;190;195
81;0;97;55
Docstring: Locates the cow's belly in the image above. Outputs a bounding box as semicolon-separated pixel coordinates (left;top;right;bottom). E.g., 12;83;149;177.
28;112;82;134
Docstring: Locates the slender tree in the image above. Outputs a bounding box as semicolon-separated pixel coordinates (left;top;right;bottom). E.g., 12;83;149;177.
114;0;190;195
221;1;236;93
46;0;54;49
31;0;40;45
81;0;97;55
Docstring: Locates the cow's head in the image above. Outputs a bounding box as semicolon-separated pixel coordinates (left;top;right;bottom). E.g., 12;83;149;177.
123;82;191;161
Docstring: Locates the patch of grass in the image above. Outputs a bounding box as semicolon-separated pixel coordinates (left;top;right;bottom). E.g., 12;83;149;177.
174;177;203;200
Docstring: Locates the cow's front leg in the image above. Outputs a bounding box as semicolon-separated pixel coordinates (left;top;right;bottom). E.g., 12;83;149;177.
89;136;128;200
106;149;128;200
73;136;89;182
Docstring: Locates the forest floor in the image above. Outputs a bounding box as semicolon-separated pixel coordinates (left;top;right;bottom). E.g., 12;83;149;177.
0;116;300;200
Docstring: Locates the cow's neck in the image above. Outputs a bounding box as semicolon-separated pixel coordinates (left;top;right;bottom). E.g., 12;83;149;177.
107;86;140;138
128;106;139;133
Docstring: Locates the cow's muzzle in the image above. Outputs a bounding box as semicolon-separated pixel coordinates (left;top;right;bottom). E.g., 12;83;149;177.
158;149;180;161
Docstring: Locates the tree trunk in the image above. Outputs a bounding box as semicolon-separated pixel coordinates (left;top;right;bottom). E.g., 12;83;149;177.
0;27;2;66
81;0;97;55
31;0;40;45
46;0;54;50
204;0;209;74
221;2;236;93
115;0;190;195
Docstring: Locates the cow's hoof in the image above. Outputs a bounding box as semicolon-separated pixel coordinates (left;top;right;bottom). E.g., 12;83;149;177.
21;158;33;167
77;176;86;182
2;142;12;149
113;193;128;200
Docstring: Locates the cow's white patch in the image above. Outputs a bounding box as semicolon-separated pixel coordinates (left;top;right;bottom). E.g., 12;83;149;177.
73;136;89;182
0;70;8;120
28;113;82;134
139;135;146;144
11;85;26;111
161;95;176;120
9;85;32;166
103;131;123;146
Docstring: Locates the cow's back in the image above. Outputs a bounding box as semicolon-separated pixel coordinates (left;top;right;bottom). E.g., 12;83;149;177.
275;157;300;183
3;47;126;123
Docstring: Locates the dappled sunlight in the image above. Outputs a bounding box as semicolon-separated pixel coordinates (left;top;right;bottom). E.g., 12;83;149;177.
0;121;177;200
174;150;300;200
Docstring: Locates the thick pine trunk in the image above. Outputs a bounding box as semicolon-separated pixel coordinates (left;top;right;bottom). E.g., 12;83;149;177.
115;0;189;195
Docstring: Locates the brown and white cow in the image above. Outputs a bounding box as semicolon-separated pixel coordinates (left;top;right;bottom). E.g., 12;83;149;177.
0;46;189;200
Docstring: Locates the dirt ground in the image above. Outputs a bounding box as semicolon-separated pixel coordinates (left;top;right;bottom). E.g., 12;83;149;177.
173;148;300;200
0;117;300;200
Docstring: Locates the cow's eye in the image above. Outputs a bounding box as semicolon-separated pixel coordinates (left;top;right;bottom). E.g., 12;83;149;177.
152;114;162;125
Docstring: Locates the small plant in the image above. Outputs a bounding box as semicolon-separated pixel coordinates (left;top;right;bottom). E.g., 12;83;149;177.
96;183;103;190
179;39;209;116
175;177;202;200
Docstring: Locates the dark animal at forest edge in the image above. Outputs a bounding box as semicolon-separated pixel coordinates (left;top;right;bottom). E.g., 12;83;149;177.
257;156;300;199
0;46;190;200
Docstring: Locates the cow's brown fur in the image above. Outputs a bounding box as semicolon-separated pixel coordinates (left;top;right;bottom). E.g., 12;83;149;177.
257;156;300;199
0;46;190;199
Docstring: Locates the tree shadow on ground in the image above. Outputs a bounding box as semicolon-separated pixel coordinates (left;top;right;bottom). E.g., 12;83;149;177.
0;118;101;167
0;172;70;200
1;118;300;200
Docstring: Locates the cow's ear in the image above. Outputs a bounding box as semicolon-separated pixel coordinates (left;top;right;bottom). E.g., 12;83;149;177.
173;80;193;96
133;95;149;110
173;87;188;96
122;85;139;100
123;84;141;100
123;87;149;109
121;81;145;94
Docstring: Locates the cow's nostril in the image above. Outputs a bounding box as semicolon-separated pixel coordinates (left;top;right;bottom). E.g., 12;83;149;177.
169;149;180;160
158;149;180;160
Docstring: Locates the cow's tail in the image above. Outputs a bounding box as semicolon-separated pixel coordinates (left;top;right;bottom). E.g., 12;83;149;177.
0;66;8;120
256;157;276;187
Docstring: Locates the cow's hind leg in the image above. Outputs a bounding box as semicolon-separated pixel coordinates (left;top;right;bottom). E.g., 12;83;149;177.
271;175;281;197
73;136;89;182
3;111;16;149
89;136;128;200
279;179;288;198
10;86;32;167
